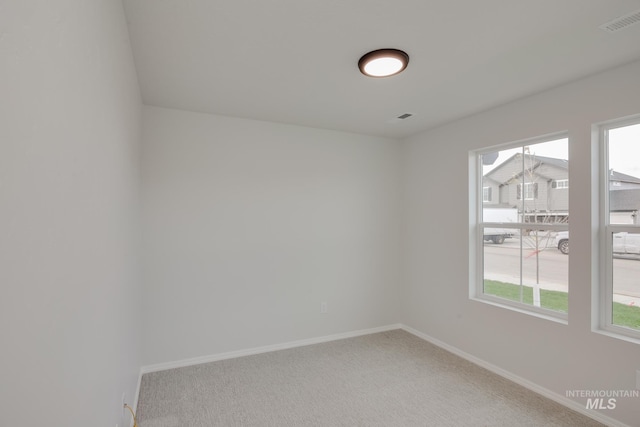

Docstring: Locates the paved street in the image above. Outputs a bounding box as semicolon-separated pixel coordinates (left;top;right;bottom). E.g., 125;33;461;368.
483;241;640;303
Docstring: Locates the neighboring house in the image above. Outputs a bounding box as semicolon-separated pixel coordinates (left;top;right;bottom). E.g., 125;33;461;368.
483;153;569;223
484;154;640;224
606;171;640;224
609;170;640;190
609;188;640;227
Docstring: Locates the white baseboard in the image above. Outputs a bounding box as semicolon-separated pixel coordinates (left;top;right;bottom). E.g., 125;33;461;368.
138;324;402;377
400;324;627;427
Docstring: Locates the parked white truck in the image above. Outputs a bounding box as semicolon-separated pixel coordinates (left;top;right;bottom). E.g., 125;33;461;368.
483;207;518;244
555;231;640;255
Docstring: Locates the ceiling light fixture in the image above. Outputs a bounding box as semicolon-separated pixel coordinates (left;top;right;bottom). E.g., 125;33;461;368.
358;49;409;78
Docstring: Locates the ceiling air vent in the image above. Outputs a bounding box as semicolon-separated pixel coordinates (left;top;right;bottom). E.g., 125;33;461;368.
599;9;640;33
387;112;414;124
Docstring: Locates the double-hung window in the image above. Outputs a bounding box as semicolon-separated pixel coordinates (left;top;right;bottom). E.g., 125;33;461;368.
472;134;569;319
600;118;640;339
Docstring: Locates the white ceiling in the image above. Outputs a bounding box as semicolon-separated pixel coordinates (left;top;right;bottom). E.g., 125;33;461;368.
123;0;640;139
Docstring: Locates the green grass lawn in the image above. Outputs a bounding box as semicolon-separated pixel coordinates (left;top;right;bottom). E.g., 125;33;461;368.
484;280;640;330
613;304;640;330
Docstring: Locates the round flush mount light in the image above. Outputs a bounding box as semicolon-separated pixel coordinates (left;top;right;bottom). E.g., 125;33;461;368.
358;49;409;78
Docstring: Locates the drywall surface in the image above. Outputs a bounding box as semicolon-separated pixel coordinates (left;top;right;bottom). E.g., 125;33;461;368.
401;59;640;425
141;106;401;365
0;2;142;426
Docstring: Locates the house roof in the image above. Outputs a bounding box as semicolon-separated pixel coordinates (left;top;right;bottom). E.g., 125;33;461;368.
484;153;567;182
485;153;640;188
610;170;640;184
530;155;569;170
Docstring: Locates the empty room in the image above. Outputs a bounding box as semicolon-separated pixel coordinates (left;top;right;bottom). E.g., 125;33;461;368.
3;1;640;426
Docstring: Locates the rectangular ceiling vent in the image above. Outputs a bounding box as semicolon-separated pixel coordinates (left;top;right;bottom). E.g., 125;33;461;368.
387;112;414;124
599;9;640;33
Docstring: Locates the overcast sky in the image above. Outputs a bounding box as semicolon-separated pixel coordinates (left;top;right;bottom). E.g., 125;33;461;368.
483;122;640;177
609;123;640;177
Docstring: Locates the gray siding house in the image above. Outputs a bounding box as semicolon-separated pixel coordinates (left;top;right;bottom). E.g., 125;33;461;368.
609;171;640;224
484;154;640;224
483;153;569;223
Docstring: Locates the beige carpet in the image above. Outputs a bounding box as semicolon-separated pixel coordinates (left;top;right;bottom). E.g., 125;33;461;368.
136;330;604;426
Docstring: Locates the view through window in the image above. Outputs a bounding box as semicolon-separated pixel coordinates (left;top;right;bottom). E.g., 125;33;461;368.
479;137;569;315
604;121;640;334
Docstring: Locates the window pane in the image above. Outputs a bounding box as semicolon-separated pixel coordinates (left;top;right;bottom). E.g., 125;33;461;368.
521;230;568;313
478;135;568;318
482;228;568;313
611;232;640;331
608;123;640;225
483;230;523;302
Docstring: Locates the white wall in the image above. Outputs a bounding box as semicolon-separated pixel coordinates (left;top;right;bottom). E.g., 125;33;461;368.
0;2;142;426
401;59;640;426
141;106;401;365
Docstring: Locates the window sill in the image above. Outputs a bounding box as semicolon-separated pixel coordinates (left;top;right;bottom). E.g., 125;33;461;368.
593;325;640;346
471;295;568;325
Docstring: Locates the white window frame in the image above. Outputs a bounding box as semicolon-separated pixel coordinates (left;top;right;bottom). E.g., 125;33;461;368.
598;115;640;342
483;186;491;202
521;182;536;200
470;132;569;322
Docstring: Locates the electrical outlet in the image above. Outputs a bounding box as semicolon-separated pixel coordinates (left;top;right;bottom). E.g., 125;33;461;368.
320;302;327;313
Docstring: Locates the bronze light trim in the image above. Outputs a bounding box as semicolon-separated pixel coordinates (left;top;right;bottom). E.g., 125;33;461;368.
358;49;409;78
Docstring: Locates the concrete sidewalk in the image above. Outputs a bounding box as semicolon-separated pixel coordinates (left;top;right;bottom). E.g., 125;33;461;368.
485;273;640;307
612;293;640;307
